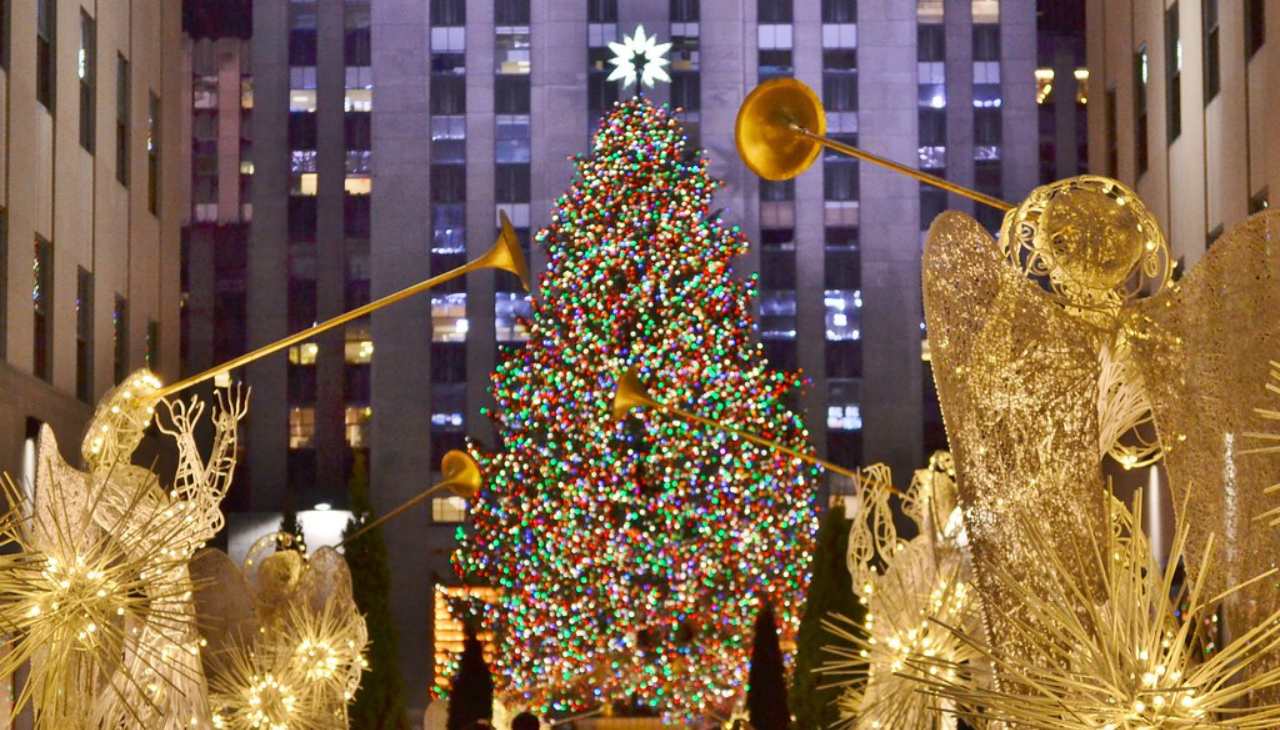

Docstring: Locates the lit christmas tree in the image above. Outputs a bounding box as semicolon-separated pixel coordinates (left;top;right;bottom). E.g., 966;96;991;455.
453;97;818;721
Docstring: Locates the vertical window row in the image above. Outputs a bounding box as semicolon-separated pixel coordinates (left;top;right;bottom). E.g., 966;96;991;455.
1245;0;1265;59
825;224;862;467
117;56;131;186
344;1;373;448
1134;45;1149;176
1105;85;1118;178
113;296;128;384
80;12;96;153
36;0;54;110
495;4;532;345
1;0;9;71
285;3;319;466
33;238;53;382
1165;2;1181;142
670;0;701;150
192;42;219;221
587;0;619;129
824;0;861;453
757;0;794;81
918;16;946;230
147;93;160;215
1203;0;1220;103
345;1;373;195
757;0;797;377
973;7;1003;232
76;269;94;401
428;0;471;461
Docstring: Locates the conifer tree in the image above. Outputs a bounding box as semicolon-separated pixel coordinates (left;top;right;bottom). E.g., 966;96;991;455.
454;98;818;722
446;623;495;730
791;507;866;730
344;451;410;730
747;605;789;730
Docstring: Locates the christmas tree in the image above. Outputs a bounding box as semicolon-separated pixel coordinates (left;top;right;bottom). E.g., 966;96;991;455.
454;97;818;721
790;507;866;730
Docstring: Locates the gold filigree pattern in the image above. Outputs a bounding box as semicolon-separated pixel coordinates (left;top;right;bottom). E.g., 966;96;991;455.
822;454;983;730
1001;175;1170;309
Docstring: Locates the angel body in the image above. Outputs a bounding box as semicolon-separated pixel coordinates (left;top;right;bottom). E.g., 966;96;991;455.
924;175;1280;697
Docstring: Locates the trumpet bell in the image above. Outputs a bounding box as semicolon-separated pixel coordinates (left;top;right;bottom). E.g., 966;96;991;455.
735;78;826;181
439;450;483;499
478;210;532;292
611;368;659;423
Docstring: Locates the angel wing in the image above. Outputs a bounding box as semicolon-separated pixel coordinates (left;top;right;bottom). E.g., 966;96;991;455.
922;210;1111;662
1126;209;1280;656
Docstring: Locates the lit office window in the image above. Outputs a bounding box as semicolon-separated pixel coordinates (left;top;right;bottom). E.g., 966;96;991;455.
80;12;97;152
1165;2;1181;141
290;407;316;450
1134;45;1149;176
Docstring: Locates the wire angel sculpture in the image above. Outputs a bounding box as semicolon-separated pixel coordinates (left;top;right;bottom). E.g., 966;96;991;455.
0;370;247;730
908;496;1280;730
821;453;984;730
196;533;368;730
923;175;1280;694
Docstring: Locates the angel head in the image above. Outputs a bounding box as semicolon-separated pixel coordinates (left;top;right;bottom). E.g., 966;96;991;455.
80;369;164;469
1003;176;1171;308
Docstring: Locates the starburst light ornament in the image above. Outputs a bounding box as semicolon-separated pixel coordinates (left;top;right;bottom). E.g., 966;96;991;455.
0;370;248;730
821;454;984;730
607;24;672;89
203;534;368;730
909;498;1280;730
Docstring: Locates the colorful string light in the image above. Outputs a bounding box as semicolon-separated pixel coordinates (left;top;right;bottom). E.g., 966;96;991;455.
452;98;819;721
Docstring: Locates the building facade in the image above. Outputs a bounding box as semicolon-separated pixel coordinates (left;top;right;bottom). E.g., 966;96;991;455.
0;0;185;488
1087;0;1277;269
182;0;1036;714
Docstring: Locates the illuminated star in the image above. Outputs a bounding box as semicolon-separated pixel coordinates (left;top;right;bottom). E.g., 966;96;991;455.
607;24;672;89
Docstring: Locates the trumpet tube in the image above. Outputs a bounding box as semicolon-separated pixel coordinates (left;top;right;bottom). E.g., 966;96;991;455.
151;214;527;400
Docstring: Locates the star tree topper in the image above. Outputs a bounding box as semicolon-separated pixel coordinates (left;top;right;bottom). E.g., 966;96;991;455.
607;24;672;89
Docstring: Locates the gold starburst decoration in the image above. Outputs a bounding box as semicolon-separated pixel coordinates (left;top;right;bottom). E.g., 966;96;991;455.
1245;361;1280;516
821;455;985;730
204;542;368;730
910;499;1280;730
0;370;247;730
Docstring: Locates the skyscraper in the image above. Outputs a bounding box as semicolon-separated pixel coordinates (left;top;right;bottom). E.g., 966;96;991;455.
0;0;185;491
1087;0;1276;268
182;0;1036;713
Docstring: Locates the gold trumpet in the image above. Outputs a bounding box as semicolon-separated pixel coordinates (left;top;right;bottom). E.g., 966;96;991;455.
611;368;901;496
151;211;530;400
338;449;482;548
736;78;1013;212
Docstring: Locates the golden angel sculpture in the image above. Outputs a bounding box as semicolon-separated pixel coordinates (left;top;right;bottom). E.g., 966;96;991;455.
911;496;1280;729
821;453;983;730
0;370;247;730
923;175;1280;693
195;532;368;730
